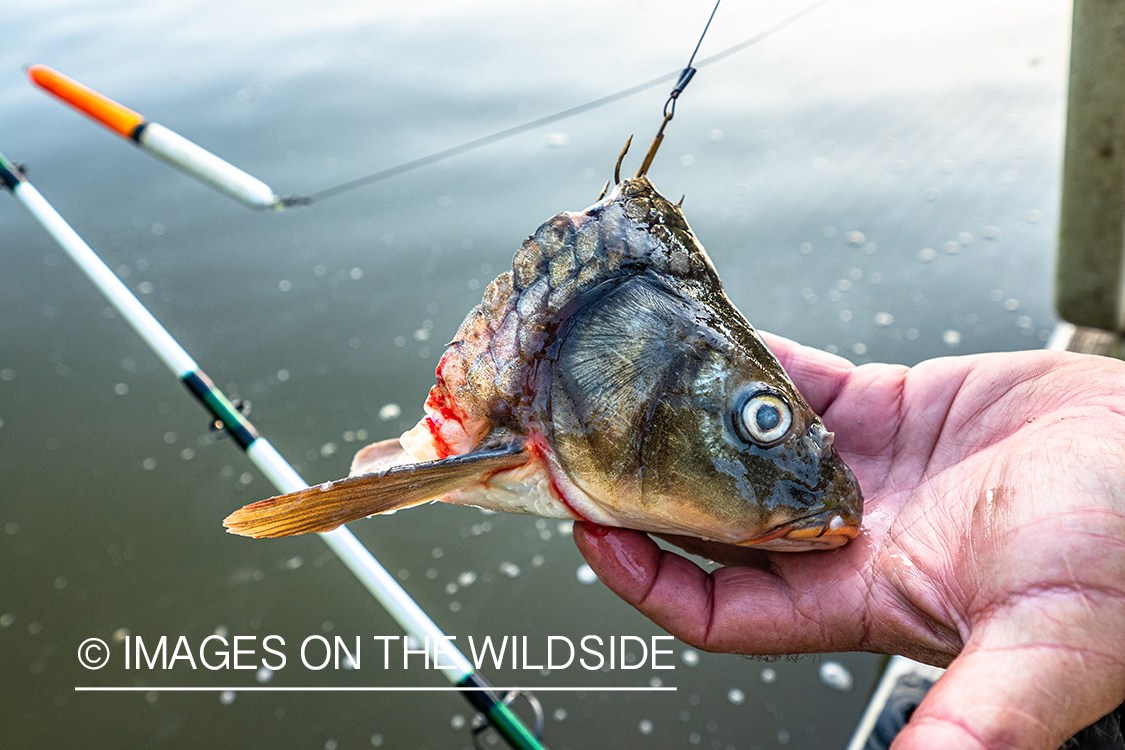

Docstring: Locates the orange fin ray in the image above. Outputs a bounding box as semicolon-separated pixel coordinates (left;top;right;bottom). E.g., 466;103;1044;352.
223;441;528;538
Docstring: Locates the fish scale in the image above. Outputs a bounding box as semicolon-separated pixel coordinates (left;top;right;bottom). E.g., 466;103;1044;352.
432;178;718;447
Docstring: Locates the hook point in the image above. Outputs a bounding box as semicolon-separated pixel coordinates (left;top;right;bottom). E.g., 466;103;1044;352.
614;135;633;185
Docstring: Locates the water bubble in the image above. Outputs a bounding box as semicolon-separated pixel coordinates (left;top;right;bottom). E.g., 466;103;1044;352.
449;601;461;612
114;382;129;396
853;343;867;355
576;564;597;584
544;133;569;147
1004;298;1020;311
4;522;16;534
940;159;956;173
944;241;960;254
451;714;466;730
457;571;477;587
1017;315;1033;329
708;129;724;142
370;734;384;747
320;443;337;457
837;279;852;292
220;690;236;705
681;648;700;667
798;242;812;255
822;226;837;238
0;614;14;627
983;225;1001;239
283;556;303;570
142;458;156;471
639;719;654;735
256;666;274;683
378;403;401;421
553;708;567;721
958;231;974;244
445;583;458;595
54;577;68;589
681;154;695;167
942;330;962;347
905;328;919;341
499;562;520;578
650;677;663;688
1026;209;1042;223
760;667;777;684
689;731;702;745
532;554;545;567
777;728;791;745
839;310;853;323
557;521;574;535
918;248;935;262
819;661;854;691
180;448;195;461
325;741;338;750
846;231;866;246
874;312;894;326
727;688;745;705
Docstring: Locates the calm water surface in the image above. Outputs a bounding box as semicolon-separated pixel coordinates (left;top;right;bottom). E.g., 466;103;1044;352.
1;1;1069;747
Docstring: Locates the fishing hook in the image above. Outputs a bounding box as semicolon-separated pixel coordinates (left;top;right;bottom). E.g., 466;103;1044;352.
614;134;633;184
634;0;719;178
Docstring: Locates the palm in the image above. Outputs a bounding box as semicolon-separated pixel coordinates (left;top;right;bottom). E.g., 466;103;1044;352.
575;335;1125;750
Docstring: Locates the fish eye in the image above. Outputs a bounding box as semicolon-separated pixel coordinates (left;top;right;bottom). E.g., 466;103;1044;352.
736;391;793;446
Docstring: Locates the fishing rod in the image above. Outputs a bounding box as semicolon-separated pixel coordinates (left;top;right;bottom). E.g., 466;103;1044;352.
0;149;546;750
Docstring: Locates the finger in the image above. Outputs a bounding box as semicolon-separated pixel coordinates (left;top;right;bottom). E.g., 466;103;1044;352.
893;641;1125;750
758;331;855;415
574;523;866;654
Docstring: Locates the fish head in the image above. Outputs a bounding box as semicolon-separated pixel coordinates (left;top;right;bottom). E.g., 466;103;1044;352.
637;329;864;552
545;179;862;551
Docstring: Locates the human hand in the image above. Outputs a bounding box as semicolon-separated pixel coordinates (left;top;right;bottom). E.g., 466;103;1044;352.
575;333;1125;750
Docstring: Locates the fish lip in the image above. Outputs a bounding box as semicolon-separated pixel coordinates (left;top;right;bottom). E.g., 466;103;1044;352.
736;507;861;551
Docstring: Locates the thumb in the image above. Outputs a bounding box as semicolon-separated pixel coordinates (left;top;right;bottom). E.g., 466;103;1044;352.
891;638;1125;750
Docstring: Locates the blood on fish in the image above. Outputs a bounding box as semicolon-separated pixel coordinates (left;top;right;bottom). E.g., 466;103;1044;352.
421;381;468;460
525;437;591;523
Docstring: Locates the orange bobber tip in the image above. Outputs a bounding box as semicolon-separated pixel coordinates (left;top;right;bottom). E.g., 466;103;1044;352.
28;64;145;139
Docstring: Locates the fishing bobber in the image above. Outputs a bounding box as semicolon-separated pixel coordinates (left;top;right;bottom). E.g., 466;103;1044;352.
28;64;284;211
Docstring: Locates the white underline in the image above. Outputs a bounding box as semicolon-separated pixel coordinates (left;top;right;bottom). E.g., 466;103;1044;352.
75;686;676;692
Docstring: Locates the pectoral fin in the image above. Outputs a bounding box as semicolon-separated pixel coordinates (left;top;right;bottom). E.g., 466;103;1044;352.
223;440;529;538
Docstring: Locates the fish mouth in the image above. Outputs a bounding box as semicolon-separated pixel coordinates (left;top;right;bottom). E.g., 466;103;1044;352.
737;508;861;552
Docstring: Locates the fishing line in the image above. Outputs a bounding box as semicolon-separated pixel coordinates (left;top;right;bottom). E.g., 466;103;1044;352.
633;0;722;178
297;0;836;205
